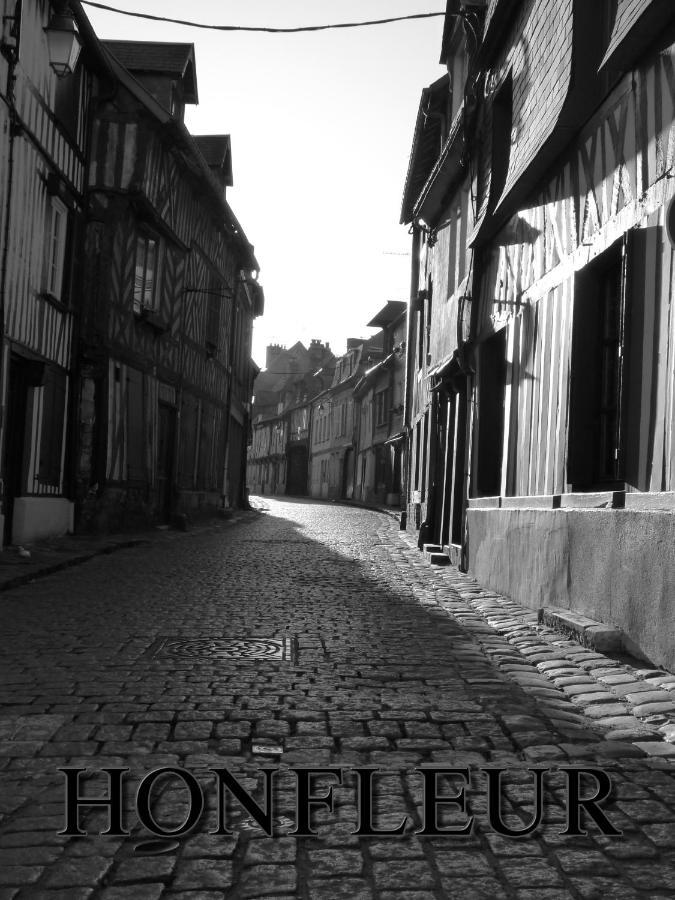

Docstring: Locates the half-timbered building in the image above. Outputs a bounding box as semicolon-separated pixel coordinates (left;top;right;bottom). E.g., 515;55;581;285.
465;0;675;669
0;0;106;545
353;302;407;507
309;335;383;501
76;38;263;530
248;340;334;496
404;0;675;668
400;1;477;556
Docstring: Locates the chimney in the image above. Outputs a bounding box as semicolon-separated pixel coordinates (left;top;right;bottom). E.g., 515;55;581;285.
266;343;285;369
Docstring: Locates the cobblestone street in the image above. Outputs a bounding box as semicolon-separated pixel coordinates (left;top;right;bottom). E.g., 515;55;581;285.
1;498;675;899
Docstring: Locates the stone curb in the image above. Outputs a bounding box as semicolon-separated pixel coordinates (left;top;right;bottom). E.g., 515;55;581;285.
0;539;151;593
329;498;402;521
0;511;260;594
538;605;624;653
393;525;675;756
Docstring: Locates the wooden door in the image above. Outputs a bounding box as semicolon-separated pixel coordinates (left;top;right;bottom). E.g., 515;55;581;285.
156;403;175;522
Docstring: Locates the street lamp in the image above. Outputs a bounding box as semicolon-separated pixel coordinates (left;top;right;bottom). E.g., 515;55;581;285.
44;10;82;77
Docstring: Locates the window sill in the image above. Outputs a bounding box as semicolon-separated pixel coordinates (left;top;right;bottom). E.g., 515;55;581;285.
39;292;68;313
134;308;170;334
468;490;627;511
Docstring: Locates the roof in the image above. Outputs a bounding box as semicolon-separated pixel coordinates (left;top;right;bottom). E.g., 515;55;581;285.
413;101;466;226
103;41;198;103
600;0;674;70
193;135;232;175
367;301;407;329
99;47;258;271
400;75;449;224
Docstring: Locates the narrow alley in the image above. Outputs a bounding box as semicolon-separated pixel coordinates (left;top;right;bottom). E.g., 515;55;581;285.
1;499;675;899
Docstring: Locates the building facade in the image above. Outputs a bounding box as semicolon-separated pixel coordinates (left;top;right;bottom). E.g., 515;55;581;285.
0;0;108;545
353;302;407;506
401;3;476;556
75;40;263;531
402;0;675;668
309;336;383;501
248;340;334;496
0;4;263;543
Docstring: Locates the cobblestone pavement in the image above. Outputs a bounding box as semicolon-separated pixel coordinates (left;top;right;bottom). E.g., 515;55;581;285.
1;497;675;899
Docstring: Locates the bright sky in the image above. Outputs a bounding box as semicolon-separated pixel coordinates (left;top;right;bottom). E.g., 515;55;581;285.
83;1;446;366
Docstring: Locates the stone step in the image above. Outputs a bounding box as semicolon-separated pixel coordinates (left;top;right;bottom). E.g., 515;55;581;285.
538;606;623;653
427;552;450;566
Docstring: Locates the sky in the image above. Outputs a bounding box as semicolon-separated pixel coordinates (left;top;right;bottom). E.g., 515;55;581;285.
83;1;447;367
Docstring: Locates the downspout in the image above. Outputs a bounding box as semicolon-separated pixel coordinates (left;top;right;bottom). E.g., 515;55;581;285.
0;0;22;537
306;397;316;498
402;224;421;524
221;273;240;506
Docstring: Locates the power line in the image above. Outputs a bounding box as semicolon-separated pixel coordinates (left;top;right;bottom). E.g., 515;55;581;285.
80;2;446;33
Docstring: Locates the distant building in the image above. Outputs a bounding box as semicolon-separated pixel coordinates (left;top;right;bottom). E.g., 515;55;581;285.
248;341;334;496
309;335;383;500
353;302;407;506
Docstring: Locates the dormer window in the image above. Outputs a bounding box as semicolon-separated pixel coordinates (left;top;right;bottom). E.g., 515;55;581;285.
43;196;68;302
102;41;199;118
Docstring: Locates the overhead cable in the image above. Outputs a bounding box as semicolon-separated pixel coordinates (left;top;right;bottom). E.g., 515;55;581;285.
80;2;446;33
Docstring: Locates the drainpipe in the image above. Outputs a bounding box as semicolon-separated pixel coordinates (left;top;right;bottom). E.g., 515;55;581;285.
0;3;22;537
402;224;421;521
222;274;241;506
306;397;316;498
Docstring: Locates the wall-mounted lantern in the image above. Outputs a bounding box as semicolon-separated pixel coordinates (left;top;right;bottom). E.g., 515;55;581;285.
1;0;21;63
44;11;82;77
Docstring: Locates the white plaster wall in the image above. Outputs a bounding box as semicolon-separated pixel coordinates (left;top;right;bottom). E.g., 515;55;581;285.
12;498;74;544
467;507;675;670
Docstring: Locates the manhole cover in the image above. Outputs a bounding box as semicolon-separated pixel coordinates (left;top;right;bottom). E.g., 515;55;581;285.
144;636;295;662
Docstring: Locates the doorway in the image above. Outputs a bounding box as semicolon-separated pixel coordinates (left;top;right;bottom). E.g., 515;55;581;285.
4;355;44;545
156;402;176;523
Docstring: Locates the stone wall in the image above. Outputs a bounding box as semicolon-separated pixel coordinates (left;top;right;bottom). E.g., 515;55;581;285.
467;506;675;669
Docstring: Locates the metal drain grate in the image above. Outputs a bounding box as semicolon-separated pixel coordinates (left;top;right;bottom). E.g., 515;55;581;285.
143;636;295;662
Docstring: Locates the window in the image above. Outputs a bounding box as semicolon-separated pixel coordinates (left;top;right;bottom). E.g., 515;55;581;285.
134;232;161;313
568;240;626;488
206;291;221;353
475;329;507;497
44;197;68;301
375;390;388;427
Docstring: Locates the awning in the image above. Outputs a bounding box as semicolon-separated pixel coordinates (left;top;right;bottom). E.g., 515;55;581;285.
426;351;458;379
